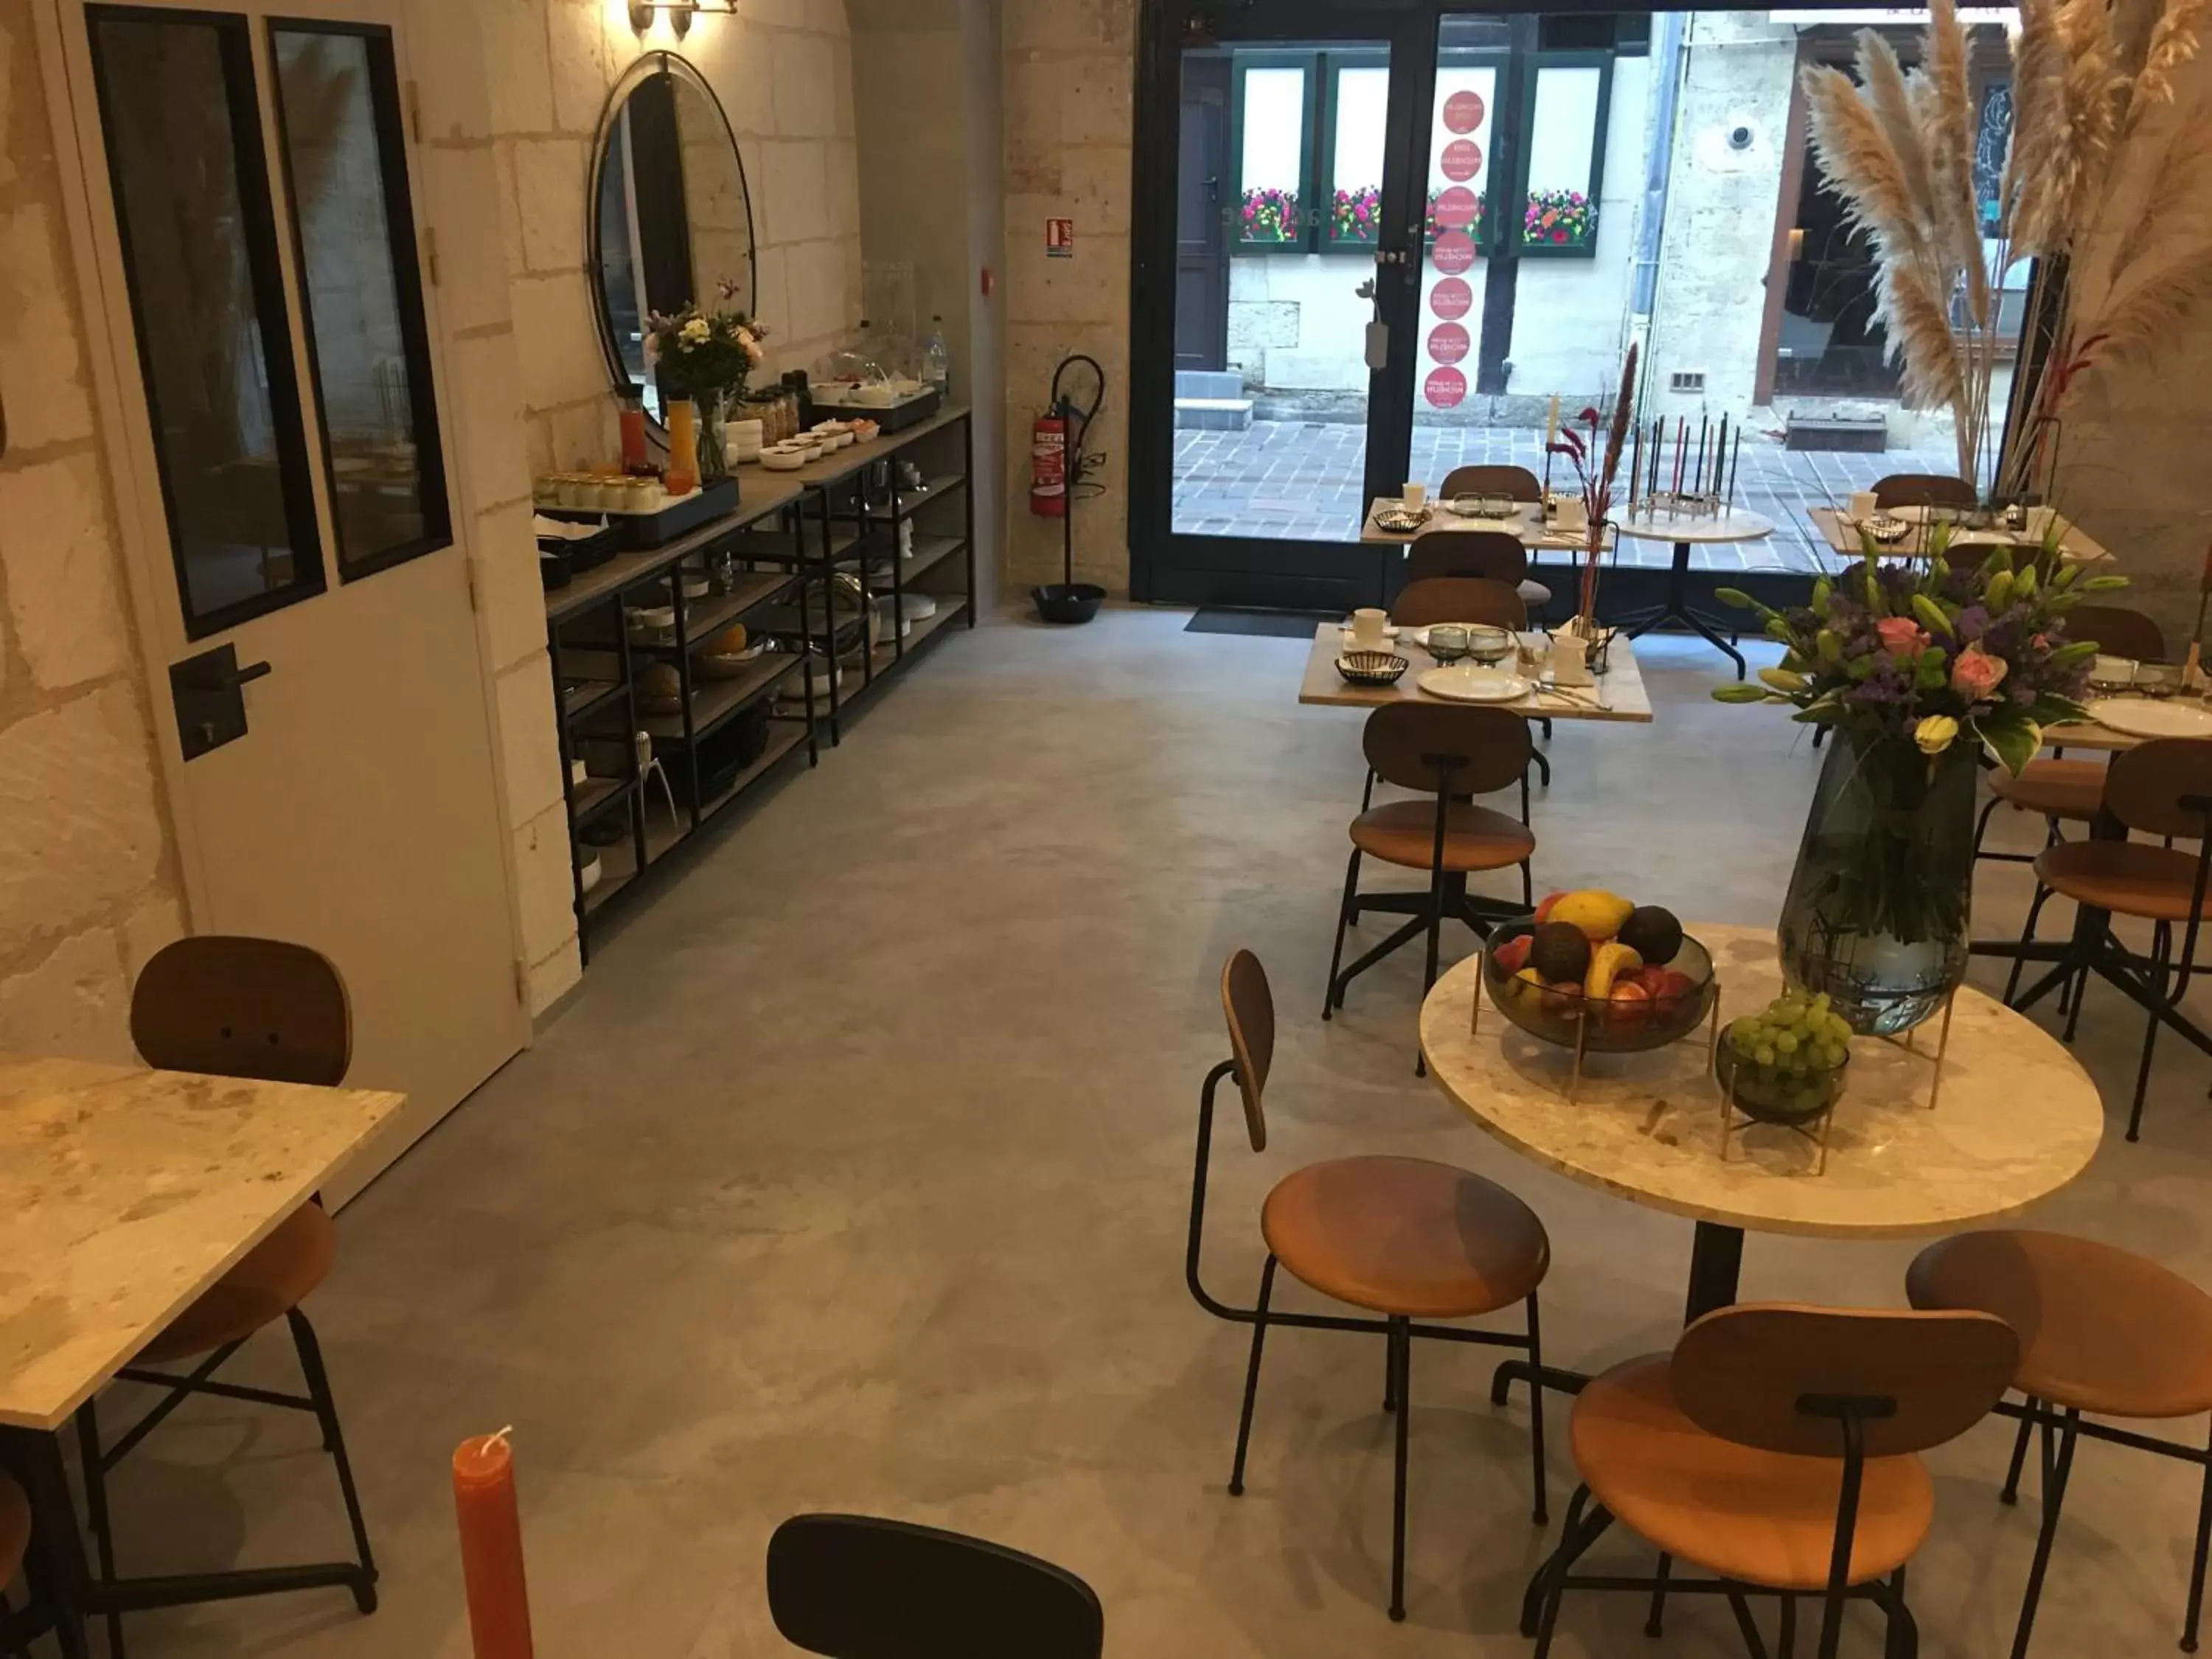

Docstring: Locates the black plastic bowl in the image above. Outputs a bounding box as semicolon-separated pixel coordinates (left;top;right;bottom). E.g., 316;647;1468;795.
1033;582;1105;625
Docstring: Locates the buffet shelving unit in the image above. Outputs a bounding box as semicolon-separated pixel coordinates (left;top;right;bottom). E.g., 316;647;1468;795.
545;406;975;961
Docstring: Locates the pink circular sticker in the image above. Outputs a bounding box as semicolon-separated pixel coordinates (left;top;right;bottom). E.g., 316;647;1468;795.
1440;139;1484;182
1429;276;1473;320
1431;230;1478;274
1442;89;1486;135
1427;322;1470;365
1425;366;1468;408
1433;186;1479;230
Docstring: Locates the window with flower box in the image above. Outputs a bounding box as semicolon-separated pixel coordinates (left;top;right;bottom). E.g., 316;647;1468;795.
1322;58;1390;248
1231;56;1314;251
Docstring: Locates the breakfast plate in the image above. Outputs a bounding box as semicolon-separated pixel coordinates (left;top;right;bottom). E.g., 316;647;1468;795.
1418;666;1531;703
2083;698;2212;740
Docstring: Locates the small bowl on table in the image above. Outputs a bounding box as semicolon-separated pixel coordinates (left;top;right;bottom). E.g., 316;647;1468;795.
1336;650;1409;688
1481;924;1717;1054
1715;1024;1850;1126
1466;625;1516;666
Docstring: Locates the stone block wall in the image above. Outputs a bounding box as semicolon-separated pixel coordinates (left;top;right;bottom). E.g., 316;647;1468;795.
0;0;186;1060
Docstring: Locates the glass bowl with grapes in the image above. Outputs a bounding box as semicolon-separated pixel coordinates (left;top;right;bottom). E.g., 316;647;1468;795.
1716;992;1854;1126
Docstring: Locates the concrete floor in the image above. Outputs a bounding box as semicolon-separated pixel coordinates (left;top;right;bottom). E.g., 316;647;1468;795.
97;610;2212;1658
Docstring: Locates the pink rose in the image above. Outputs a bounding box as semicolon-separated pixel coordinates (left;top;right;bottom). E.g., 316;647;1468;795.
1876;616;1928;656
1952;647;2009;700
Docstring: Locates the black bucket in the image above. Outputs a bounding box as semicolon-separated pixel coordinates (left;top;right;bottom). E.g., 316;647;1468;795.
1032;582;1105;625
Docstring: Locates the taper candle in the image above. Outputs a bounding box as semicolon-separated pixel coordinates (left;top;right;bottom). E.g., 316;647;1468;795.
1630;417;1643;512
453;1432;534;1659
1713;414;1728;494
1695;415;1708;489
1672;417;1686;497
1727;430;1742;507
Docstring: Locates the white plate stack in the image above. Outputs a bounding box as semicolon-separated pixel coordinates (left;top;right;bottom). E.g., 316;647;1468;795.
726;418;765;467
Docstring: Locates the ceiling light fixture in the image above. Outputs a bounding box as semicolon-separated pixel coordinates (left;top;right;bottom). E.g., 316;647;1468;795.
626;1;735;39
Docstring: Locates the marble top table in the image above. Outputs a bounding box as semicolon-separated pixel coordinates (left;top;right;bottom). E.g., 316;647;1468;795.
0;1054;404;1431
1420;923;2103;1335
1610;508;1775;682
1807;504;2112;564
1298;623;1654;723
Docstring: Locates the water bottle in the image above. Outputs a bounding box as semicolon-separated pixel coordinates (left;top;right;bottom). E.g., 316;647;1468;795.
922;317;950;396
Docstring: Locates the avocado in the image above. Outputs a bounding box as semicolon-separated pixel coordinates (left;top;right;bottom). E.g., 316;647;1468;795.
1618;905;1684;966
1528;922;1593;984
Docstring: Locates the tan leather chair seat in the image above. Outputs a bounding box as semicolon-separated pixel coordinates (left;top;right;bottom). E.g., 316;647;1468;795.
1350;801;1534;872
1571;1354;1934;1591
138;1204;336;1366
1261;1155;1548;1319
1908;1230;2212;1419
2034;840;2212;921
0;1469;27;1587
1992;759;2107;823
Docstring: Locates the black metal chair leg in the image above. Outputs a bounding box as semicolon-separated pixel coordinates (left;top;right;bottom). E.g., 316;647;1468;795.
2005;887;2055;1005
1389;1317;1411;1622
1783;1590;1802;1659
1726;1586;1773;1659
1974;795;2003;857
288;1309;378;1612
74;1405;126;1659
1324;848;1362;1021
1525;1293;1548;1526
1884;1568;1914;1659
1227;1256;1276;1497
1524;1484;1589;1639
2011;1408;2079;1659
2062;932;2098;1044
2129;923;2174;1144
2001;1398;2038;1504
1645;1552;1671;1637
1382;1333;1396;1414
2184;1419;2212;1652
1530;746;1551;787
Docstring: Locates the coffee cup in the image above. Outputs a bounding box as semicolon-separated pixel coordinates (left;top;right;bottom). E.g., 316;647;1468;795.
1552;497;1589;534
1402;481;1427;509
1350;608;1388;650
2091;655;2138;689
1848;490;1879;521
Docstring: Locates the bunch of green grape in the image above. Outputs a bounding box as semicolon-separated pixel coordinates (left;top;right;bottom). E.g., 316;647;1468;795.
1725;992;1854;1110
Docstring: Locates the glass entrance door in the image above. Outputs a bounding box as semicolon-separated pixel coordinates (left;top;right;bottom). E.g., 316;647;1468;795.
1135;6;1430;610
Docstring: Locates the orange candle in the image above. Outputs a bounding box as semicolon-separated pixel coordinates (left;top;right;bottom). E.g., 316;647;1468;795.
453;1431;534;1659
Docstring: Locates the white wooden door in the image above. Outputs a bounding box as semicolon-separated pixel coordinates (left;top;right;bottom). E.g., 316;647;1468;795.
46;0;528;1199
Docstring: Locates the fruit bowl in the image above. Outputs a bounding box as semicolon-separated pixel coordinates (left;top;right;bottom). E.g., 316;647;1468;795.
1715;1000;1854;1126
1481;922;1717;1054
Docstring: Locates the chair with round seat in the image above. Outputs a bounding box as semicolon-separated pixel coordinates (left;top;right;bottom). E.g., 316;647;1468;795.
1975;606;2166;866
1188;952;1551;1621
1526;1304;2017;1659
1907;1230;2212;1658
1873;473;1978;512
1441;463;1542;504
1407;526;1554;619
1325;700;1537;1037
75;937;378;1656
2001;737;2212;1141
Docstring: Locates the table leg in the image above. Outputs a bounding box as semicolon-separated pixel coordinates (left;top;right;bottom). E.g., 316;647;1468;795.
1684;1222;1746;1324
1614;542;1747;680
0;1427;93;1658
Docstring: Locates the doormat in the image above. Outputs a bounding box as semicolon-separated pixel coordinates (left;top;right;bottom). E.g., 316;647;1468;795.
1186;608;1338;639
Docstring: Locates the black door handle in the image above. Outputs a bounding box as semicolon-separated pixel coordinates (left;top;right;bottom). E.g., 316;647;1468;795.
175;655;271;692
171;645;269;760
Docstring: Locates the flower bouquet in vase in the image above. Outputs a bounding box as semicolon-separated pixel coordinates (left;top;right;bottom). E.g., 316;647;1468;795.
1712;526;2125;1034
646;285;768;486
1543;343;1638;676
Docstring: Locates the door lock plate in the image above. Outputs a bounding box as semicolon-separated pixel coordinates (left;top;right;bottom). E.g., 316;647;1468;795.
170;644;271;760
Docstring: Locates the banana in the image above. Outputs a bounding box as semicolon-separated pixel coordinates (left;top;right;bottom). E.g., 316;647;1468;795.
1585;942;1644;1000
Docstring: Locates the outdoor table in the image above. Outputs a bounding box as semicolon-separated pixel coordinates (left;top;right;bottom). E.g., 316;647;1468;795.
1417;922;2103;1402
1609;509;1776;682
0;1053;404;1653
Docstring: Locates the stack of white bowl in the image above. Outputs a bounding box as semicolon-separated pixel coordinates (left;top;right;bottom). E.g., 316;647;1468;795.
726;418;765;467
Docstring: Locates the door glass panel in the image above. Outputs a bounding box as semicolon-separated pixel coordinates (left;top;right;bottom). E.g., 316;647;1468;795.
87;7;324;635
1177;42;1388;542
1522;64;1604;251
1412;55;1501;470
272;24;452;579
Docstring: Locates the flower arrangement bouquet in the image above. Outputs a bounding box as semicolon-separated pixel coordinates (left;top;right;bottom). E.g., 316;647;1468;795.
1711;529;2124;773
1240;187;1298;241
1544;342;1639;630
645;288;766;402
1332;185;1381;242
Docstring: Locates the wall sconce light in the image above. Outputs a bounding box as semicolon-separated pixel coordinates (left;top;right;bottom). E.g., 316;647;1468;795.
627;1;734;38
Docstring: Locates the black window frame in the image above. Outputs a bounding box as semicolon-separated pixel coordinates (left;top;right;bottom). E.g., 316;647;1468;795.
86;3;329;640
268;15;455;585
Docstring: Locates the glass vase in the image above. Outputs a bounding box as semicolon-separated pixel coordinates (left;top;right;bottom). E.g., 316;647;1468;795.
697;391;728;485
1777;731;1977;1036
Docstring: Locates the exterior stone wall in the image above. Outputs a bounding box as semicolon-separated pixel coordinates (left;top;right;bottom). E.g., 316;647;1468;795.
0;0;187;1061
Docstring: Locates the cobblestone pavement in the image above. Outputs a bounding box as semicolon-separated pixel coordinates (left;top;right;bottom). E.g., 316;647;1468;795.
1172;419;1959;574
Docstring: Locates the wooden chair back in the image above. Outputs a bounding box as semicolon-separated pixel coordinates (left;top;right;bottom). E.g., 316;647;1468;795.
1871;473;1978;512
2063;603;2166;664
1672;1304;2017;1459
2104;739;2212;842
766;1514;1105;1659
1441;464;1543;503
131;936;350;1087
1362;703;1532;799
1407;530;1528;585
1391;577;1527;630
1219;949;1273;1152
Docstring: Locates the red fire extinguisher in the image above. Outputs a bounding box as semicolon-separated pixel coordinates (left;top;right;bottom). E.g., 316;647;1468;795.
1029;411;1068;517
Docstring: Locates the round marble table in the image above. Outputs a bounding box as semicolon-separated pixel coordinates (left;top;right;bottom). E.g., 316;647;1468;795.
1419;923;2104;1357
1610;508;1775;680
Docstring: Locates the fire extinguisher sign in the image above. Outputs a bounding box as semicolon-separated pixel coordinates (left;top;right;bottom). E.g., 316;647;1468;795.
1046;218;1075;258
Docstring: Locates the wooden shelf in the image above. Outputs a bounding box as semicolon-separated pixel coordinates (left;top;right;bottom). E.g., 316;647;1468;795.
679;571;792;647
580;834;638;915
561;677;625;723
859;597;969;684
874;535;964;585
568;774;628;822
695;720;810;823
639;653;804;742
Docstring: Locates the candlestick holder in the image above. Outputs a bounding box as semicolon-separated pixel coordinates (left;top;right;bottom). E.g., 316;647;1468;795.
1640;490;1724;522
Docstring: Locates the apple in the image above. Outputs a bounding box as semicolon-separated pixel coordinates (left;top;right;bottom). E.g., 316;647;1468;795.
1492;934;1534;976
1607;980;1653;1026
1532;891;1569;925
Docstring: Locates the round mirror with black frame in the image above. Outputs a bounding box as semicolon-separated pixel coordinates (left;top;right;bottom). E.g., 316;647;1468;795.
586;51;757;428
